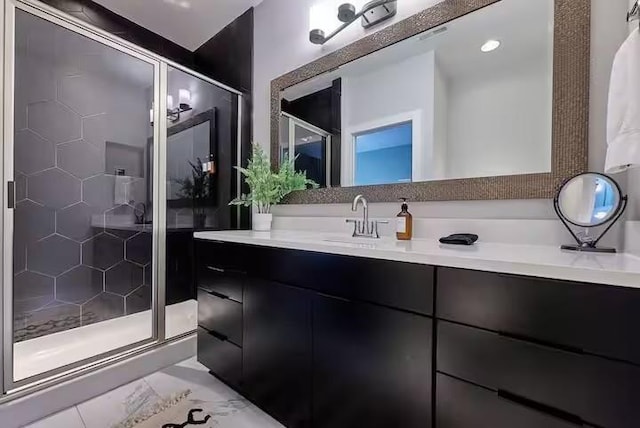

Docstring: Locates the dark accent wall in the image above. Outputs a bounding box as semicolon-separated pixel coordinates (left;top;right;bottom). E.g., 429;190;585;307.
194;9;254;229
193;8;253;94
41;0;194;67
282;87;333;132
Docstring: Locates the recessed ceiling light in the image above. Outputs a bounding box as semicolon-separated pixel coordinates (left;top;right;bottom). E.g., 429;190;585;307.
163;0;190;9
481;39;501;53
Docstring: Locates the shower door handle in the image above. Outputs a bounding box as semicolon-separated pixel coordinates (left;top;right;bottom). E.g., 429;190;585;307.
7;181;15;209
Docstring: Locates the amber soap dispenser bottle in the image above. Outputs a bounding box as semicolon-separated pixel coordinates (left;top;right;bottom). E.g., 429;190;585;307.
396;198;413;240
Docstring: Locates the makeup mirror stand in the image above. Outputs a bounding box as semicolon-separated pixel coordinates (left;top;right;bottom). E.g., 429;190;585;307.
554;197;627;253
554;172;628;254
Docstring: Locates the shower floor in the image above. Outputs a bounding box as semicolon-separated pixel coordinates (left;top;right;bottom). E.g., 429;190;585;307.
13;300;197;382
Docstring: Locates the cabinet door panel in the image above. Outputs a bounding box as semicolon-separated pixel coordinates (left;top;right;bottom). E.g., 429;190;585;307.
243;279;312;428
313;295;432;428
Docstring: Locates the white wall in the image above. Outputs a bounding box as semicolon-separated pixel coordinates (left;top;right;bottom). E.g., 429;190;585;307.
341;50;435;184
445;58;552;179
254;0;631;238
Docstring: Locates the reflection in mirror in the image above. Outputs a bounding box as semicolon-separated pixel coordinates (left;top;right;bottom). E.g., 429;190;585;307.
280;113;331;186
166;111;216;204
280;0;554;188
557;174;621;227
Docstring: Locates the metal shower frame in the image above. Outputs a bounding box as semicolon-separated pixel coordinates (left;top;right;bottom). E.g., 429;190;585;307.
0;0;244;399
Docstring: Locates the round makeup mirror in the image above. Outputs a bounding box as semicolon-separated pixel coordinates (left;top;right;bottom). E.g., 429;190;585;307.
554;172;627;253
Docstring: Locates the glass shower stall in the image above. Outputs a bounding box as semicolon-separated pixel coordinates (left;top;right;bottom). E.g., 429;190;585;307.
0;0;243;394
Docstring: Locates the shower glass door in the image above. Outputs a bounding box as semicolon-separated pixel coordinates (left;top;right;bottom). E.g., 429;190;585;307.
4;3;161;387
281;113;331;187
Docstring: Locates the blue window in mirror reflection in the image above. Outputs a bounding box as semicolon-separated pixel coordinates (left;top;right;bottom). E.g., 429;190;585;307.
354;122;412;186
592;178;616;223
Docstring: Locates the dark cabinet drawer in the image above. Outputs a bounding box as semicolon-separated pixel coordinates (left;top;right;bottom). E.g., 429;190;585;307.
438;321;640;428
256;247;434;315
437;267;640;364
197;327;242;387
436;374;579;428
197;265;244;303
195;240;247;302
197;288;242;346
195;239;249;272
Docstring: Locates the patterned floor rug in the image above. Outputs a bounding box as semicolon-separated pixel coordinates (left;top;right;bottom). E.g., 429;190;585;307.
114;390;252;428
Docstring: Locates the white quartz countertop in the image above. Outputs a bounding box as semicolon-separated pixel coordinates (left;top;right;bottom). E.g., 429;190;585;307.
194;230;640;289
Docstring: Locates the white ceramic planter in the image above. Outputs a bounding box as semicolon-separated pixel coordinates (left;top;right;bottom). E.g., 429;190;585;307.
253;213;273;231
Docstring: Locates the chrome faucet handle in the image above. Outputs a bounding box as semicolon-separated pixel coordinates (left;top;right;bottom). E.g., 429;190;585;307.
346;219;359;237
372;220;389;238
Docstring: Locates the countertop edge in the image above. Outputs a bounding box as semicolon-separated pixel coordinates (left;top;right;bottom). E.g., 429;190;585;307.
193;232;640;289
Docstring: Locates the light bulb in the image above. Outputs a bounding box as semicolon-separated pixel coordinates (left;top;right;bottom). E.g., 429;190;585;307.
179;89;191;107
481;39;501;53
310;0;340;32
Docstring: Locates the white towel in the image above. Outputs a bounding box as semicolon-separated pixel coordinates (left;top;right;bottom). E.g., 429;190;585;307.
114;175;130;205
606;29;640;173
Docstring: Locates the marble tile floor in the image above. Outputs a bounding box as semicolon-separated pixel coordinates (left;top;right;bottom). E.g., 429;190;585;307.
24;358;283;428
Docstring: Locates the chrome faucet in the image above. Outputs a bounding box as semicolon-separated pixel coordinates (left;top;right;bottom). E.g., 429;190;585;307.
347;195;387;238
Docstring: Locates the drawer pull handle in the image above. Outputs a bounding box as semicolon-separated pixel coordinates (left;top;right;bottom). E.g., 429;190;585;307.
316;292;351;303
497;330;584;355
497;390;585;426
208;330;229;342
204;289;229;300
205;265;246;276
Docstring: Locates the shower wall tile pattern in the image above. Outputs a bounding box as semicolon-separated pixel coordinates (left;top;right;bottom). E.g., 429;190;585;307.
13;11;153;342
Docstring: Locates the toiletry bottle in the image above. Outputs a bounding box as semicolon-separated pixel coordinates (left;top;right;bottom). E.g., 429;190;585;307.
396;198;413;240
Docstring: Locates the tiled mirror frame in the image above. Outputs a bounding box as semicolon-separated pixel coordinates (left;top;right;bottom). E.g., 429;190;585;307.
270;0;590;203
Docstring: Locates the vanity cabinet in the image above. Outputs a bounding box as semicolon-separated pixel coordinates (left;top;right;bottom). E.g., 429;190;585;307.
313;294;432;428
437;268;640;428
195;238;640;428
195;239;434;428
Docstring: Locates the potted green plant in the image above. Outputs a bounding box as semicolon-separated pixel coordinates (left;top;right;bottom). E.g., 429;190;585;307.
230;144;317;231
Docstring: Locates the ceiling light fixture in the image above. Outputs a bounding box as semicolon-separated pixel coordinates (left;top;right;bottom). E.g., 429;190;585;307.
481;39;501;53
309;0;398;45
163;0;191;9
